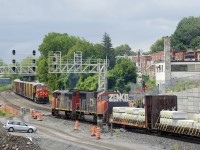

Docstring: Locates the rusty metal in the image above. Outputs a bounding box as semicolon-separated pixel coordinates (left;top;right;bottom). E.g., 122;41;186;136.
145;95;177;129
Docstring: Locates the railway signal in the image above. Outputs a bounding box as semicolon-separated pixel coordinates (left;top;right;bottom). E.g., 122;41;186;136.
12;50;16;55
0;50;37;75
32;50;36;56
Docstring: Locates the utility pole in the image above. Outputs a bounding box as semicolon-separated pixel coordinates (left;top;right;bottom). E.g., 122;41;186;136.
137;49;143;74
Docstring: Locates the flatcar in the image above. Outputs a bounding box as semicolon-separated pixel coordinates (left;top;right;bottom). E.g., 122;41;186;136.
13;79;49;104
112;95;200;138
51;90;129;122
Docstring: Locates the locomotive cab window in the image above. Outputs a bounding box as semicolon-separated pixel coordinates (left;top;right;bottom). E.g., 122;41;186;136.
44;86;48;90
36;85;42;90
102;96;108;101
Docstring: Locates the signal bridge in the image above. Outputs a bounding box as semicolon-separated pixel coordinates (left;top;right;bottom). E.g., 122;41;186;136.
48;51;108;91
0;50;37;75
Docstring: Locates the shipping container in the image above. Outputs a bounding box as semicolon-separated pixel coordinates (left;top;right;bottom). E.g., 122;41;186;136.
145;95;177;129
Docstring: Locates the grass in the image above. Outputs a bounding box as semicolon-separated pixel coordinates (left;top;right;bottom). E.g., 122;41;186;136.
0;110;7;116
0;84;12;92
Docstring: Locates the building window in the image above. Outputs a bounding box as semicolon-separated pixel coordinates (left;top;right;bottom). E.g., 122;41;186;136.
171;65;188;72
171;64;200;72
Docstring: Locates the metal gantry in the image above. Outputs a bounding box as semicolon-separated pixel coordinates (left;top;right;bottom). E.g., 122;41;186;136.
48;51;108;91
0;50;37;75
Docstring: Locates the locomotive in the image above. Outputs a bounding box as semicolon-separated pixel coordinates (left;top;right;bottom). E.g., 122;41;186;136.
51;90;129;122
13;79;49;104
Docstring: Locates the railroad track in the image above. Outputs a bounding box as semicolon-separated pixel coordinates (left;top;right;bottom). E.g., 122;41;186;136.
0;91;51;112
0;91;135;150
1;91;200;149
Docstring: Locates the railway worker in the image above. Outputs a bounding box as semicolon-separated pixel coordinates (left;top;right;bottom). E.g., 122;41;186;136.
141;81;147;93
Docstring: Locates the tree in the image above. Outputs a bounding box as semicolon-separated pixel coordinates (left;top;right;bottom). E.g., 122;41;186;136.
39;32;78;57
101;33;115;69
171;16;200;50
190;36;200;49
36;56;48;83
150;38;164;53
108;58;137;92
114;44;132;56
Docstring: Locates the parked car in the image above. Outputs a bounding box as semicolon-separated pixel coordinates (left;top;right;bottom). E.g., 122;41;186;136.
3;120;37;133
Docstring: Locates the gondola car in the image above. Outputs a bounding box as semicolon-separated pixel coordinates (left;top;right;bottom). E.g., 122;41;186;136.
13;79;49;103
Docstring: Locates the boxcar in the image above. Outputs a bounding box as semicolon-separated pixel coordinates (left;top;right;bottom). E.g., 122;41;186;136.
13;79;49;103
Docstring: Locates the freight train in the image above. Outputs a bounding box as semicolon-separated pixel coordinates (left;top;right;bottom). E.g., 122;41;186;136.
51;90;129;122
13;79;49;104
112;95;200;138
52;91;200;138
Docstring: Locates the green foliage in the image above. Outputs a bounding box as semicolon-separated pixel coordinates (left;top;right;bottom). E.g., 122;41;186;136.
0;84;12;91
142;51;151;55
142;75;149;82
101;33;115;69
108;58;137;92
36;56;48;83
76;74;98;90
0;110;6;116
171;79;200;92
114;44;132;56
145;80;156;90
190;36;200;49
150;38;164;53
37;32;137;93
171;16;200;50
174;42;187;51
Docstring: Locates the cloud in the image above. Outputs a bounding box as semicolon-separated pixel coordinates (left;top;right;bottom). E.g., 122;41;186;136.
0;0;200;63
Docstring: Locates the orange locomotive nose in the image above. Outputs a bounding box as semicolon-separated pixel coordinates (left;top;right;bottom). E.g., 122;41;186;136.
97;101;108;114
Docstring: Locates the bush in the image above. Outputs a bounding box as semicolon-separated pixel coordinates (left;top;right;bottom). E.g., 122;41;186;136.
0;110;6;116
0;84;12;92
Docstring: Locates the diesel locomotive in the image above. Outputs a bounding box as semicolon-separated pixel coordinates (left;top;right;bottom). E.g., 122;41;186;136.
13;79;49;104
51;90;129;122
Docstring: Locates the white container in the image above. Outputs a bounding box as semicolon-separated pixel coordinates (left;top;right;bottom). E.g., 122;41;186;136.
160;110;188;119
194;122;200;129
125;108;144;115
139;109;145;116
160;118;179;126
176;120;195;128
113;113;122;119
138;115;145;122
193;114;200;123
113;107;127;113
127;114;138;121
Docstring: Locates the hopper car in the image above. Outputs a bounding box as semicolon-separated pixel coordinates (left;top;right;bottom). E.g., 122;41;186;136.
13;79;49;104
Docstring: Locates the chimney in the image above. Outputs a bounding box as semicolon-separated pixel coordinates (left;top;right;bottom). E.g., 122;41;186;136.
164;36;171;85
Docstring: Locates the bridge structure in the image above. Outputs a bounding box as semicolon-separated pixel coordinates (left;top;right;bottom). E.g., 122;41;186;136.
48;51;108;91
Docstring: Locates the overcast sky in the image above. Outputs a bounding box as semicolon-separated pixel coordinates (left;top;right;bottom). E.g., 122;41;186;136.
0;0;200;63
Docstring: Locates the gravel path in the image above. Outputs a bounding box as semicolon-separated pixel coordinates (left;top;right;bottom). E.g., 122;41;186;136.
1;95;200;150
